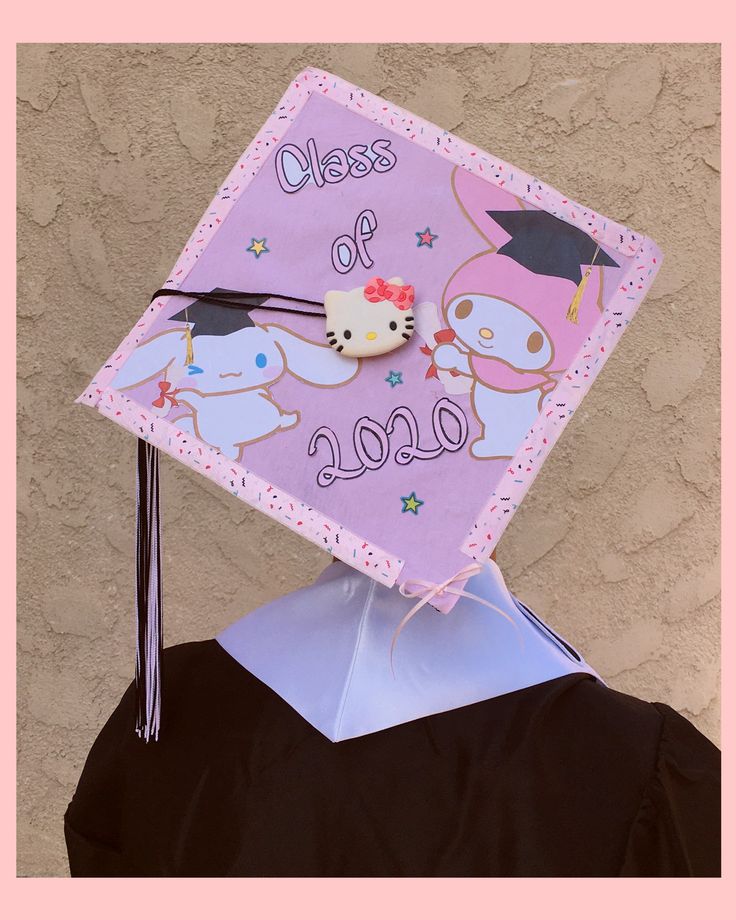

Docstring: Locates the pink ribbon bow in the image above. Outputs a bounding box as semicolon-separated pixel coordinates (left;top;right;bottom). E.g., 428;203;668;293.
390;563;521;674
363;277;415;310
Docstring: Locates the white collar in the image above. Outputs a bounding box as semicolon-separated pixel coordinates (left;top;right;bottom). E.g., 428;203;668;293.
217;560;601;742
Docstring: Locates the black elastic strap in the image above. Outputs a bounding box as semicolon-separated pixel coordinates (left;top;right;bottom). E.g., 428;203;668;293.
150;288;325;318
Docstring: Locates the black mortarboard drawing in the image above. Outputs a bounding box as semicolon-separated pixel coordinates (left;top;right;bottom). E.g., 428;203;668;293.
487;210;620;284
170;288;268;337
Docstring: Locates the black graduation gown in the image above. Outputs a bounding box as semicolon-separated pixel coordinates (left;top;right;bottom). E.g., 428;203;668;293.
64;640;721;877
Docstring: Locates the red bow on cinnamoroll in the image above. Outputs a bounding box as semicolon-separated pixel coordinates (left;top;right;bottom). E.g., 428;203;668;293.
152;379;181;409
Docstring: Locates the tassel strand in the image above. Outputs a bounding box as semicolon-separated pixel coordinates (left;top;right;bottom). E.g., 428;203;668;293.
135;439;163;742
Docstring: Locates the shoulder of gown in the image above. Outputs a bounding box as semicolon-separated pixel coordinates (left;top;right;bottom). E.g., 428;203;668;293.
618;702;721;877
64;640;721;877
64;639;310;876
513;673;721;877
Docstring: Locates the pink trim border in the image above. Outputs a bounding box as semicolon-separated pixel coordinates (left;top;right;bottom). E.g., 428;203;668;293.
77;66;663;589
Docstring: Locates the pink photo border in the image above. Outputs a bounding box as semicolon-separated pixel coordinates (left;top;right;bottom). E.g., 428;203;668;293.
77;66;663;591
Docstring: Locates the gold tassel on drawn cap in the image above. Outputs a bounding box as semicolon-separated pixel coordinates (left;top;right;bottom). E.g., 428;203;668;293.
183;303;195;366
566;242;601;324
184;324;194;366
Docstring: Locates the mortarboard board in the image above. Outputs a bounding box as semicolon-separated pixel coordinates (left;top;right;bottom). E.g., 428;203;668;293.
77;68;663;740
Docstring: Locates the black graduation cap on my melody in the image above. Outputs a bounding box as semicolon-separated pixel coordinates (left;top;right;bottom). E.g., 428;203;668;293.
487;209;620;284
169;288;268;337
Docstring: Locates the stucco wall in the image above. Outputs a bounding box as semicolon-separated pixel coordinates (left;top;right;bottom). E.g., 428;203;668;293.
17;43;720;877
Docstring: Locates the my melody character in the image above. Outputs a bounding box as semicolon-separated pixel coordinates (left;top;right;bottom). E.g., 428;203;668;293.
430;167;619;459
112;290;359;460
324;277;415;357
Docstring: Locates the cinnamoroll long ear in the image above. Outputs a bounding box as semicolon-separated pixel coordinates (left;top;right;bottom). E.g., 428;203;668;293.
265;324;359;385
113;329;188;390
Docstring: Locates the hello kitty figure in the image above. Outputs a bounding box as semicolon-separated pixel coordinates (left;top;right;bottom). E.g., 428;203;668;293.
431;167;619;460
324;276;415;357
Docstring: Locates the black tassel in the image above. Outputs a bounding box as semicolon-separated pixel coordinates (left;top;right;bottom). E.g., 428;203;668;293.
135;439;162;741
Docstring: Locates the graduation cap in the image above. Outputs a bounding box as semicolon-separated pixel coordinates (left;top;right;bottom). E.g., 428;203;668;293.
164;287;326;366
169;289;265;337
488;210;620;324
168;289;265;366
76;67;661;742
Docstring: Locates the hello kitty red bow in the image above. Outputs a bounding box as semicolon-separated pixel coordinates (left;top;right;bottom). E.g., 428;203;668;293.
363;277;414;310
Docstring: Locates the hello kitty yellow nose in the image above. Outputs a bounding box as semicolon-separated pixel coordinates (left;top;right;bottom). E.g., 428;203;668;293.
365;331;377;341
479;327;494;339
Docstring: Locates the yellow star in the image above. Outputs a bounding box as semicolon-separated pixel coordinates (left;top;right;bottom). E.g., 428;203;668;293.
401;492;424;515
247;238;269;259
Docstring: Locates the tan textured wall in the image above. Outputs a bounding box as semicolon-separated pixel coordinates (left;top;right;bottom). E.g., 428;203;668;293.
17;43;720;877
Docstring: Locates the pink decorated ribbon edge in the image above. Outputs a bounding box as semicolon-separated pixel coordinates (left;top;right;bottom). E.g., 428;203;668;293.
74;65;665;601
93;387;404;588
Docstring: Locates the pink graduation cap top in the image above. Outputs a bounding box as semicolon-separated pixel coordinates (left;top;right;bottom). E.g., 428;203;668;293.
77;68;663;740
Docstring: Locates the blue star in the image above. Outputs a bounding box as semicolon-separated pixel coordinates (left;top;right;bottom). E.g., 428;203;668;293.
415;226;438;248
400;492;424;515
385;370;403;388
